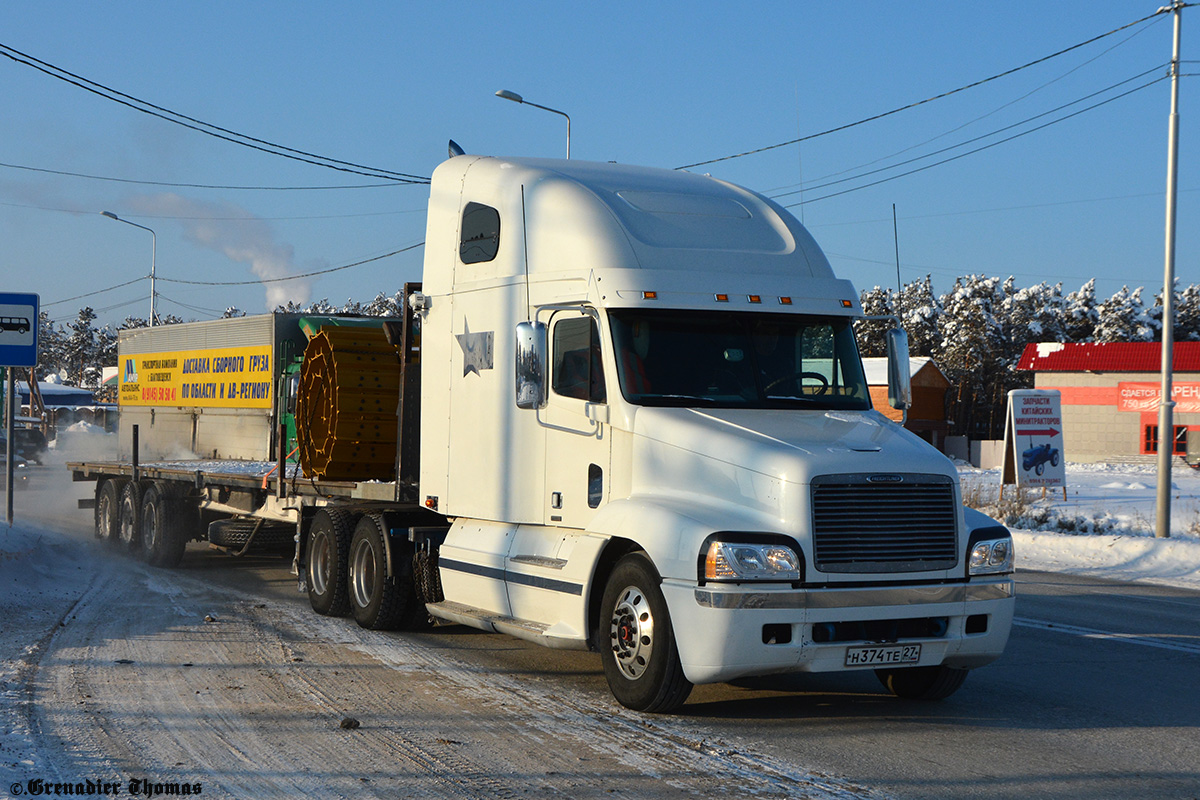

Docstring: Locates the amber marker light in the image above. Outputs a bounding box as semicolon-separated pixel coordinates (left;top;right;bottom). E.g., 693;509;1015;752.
643;291;658;300
841;299;853;308
748;295;762;304
779;296;793;305
715;293;729;302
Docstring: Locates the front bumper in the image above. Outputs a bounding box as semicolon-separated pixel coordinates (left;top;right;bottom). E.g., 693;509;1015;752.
662;578;1015;685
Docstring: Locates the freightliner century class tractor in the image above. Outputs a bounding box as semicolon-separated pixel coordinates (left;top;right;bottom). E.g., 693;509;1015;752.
71;154;1015;712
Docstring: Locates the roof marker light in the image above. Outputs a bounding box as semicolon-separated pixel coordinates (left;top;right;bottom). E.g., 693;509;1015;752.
715;293;729;302
748;295;761;304
643;291;658;300
841;299;853;308
779;296;793;305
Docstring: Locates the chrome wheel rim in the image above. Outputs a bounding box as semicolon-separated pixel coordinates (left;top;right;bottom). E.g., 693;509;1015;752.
610;584;654;680
97;495;112;539
141;502;158;551
350;538;376;609
119;498;136;546
309;531;330;596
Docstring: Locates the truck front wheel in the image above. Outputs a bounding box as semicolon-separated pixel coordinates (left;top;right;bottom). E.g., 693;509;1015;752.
307;508;358;616
876;665;968;700
598;553;692;713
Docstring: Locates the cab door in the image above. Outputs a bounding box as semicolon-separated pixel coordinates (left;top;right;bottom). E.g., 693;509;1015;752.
541;311;611;529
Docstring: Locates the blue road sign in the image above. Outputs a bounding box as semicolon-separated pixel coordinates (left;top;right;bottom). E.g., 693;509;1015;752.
0;292;39;367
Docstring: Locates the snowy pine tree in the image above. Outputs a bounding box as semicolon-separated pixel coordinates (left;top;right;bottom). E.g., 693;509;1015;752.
855;285;894;357
1062;279;1099;343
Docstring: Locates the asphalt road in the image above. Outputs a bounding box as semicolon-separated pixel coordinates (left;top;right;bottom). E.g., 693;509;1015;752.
6;466;1199;799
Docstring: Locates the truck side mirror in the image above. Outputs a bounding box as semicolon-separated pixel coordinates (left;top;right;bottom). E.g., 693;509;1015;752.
515;321;547;409
885;328;912;412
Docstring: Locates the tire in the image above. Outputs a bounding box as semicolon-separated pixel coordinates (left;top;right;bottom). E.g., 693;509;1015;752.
876;665;968;700
94;479;126;544
207;518;294;550
1035;462;1045;476
1051;451;1060;467
349;514;406;630
140;482;188;568
307;508;359;617
598;552;692;713
117;481;145;552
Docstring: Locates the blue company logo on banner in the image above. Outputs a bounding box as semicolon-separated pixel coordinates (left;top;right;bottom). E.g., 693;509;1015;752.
0;292;39;368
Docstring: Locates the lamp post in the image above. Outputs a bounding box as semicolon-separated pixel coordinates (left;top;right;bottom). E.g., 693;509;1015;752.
495;89;571;158
1155;1;1184;539
101;211;157;326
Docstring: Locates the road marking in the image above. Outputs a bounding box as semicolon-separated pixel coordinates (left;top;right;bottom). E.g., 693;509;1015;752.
1013;616;1200;655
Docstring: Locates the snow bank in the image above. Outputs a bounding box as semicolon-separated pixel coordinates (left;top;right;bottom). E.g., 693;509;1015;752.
962;461;1200;590
1014;530;1200;590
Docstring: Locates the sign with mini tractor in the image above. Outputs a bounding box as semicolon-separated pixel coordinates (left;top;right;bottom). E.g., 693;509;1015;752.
1002;389;1066;492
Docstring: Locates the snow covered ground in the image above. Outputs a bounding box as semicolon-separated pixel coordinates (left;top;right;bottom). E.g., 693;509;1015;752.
959;460;1200;591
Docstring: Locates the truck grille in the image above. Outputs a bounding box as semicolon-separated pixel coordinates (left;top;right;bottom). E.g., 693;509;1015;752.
811;474;958;573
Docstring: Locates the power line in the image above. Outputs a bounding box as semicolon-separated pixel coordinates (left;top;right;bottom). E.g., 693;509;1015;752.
764;17;1165;196
807;186;1198;228
0;160;416;191
0;197;426;221
0;41;430;184
788;75;1165;207
677;9;1167;170
155;293;224;318
156;241;425;286
771;66;1167;201
42;277;147;308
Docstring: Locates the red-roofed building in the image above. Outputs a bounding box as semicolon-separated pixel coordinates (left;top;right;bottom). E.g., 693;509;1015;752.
1017;342;1200;462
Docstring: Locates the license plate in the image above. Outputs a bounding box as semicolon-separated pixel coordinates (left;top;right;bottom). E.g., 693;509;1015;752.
844;643;922;667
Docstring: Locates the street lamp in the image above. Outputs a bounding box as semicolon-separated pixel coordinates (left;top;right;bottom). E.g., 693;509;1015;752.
495;89;571;158
102;211;157;326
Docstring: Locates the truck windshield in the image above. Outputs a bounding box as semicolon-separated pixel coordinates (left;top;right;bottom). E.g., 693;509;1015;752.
609;310;872;410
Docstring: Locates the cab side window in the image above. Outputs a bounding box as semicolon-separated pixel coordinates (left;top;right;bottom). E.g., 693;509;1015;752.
460;202;500;264
552;317;606;403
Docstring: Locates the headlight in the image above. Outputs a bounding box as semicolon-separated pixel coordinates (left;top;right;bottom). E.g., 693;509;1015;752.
969;537;1014;575
704;541;801;582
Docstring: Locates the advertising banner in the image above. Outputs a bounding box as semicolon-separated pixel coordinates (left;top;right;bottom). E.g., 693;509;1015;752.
1117;382;1200;414
1002;389;1066;489
119;345;273;408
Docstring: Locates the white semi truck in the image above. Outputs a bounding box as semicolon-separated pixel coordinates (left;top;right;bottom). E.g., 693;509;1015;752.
71;154;1015;712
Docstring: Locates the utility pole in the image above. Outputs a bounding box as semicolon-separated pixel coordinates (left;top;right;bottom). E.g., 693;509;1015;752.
1155;1;1185;539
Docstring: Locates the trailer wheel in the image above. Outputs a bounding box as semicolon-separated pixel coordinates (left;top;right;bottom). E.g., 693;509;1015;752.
307;508;358;616
597;552;692;713
348;514;408;630
876;665;968;700
140;482;187;568
94;479;126;544
117;482;145;553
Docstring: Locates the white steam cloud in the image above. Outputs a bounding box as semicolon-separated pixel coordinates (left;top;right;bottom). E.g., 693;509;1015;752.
129;194;313;310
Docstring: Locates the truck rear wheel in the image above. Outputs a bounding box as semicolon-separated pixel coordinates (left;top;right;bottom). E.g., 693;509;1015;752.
876;665;968;700
307;508;358;616
94;479;126;544
140;482;188;568
349;514;406;630
598;553;692;713
117;482;145;553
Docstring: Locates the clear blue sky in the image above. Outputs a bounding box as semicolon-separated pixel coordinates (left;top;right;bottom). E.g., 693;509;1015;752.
0;1;1194;328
